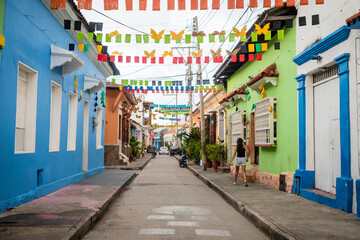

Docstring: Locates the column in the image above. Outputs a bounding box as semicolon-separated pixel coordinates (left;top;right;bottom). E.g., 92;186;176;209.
295;74;306;170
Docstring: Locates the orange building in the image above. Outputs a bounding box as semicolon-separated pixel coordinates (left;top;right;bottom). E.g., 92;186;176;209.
190;90;228;146
104;83;136;165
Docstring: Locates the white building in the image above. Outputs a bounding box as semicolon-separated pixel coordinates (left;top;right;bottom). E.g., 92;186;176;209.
292;1;360;216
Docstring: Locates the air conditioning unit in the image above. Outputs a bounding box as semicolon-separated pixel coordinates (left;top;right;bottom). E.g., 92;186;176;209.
254;97;277;147
231;110;247;145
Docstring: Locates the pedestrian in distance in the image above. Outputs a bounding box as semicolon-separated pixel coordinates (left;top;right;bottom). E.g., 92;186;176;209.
231;138;250;186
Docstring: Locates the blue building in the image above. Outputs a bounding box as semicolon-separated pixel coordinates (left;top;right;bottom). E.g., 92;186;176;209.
0;0;119;213
292;2;360;217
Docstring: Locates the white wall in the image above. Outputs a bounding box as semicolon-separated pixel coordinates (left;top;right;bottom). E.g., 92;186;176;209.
296;0;360;213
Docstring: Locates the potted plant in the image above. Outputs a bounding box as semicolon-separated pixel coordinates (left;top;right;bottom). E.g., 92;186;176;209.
130;137;141;161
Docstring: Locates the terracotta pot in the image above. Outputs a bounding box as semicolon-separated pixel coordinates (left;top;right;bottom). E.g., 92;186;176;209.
206;161;212;168
213;161;219;171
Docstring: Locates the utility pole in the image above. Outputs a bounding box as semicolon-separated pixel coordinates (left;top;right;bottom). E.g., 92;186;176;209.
194;16;207;171
188;47;193;132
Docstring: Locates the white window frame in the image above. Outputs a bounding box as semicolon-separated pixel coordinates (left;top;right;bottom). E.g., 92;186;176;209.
67;91;78;151
96;107;103;149
231;110;246;146
15;62;38;154
254;97;277;146
49;81;62;152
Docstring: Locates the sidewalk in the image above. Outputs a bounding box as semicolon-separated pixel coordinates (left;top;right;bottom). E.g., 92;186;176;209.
106;154;153;170
0;169;137;240
187;163;360;240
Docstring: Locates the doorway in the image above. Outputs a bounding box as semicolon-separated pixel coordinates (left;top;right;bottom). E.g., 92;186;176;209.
82;100;89;172
313;76;341;194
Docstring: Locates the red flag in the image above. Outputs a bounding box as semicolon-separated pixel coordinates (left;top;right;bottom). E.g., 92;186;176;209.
151;57;156;64
97;54;103;61
135;56;140;63
126;56;131;63
275;0;282;7
78;0;85;9
235;0;243;9
257;53;262;61
187;57;192;64
286;0;295;6
300;0;308;5
200;0;207;10
263;0;271;8
110;55;115;62
179;57;184;64
173;57;178;64
212;0;220;9
142;57;147;64
248;54;254;62
228;0;235;9
85;0;92;10
167;0;175;10
316;0;324;4
196;57;201;64
153;0;160;10
118;56;123;63
239;54;245;62
191;0;198;10
139;0;147;10
204;56;210;63
159;57;164;64
178;0;186;10
231;55;237;62
51;0;66;9
249;0;257;8
126;0;133;10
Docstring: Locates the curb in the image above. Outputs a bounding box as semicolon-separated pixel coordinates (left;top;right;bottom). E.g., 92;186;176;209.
106;156;153;170
61;172;137;240
187;165;296;240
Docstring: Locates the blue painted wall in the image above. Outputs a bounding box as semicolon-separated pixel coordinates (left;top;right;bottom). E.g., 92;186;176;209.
0;0;107;213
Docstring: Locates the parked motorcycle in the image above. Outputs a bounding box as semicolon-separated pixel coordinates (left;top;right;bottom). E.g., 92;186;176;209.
151;151;157;158
178;153;187;168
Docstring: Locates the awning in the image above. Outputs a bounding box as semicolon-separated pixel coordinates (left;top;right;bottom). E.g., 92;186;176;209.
50;45;84;76
84;75;105;94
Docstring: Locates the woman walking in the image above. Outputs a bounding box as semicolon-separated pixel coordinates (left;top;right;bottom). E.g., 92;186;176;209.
231;138;250;186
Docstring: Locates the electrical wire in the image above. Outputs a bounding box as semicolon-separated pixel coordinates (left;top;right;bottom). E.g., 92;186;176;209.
91;8;148;34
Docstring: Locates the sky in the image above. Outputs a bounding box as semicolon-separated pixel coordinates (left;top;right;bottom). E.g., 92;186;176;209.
78;0;268;125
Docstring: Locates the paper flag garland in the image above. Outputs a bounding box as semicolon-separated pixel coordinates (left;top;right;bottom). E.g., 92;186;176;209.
251;104;256;111
151;29;165;40
258;84;264;91
269;105;273;112
144;50;156;58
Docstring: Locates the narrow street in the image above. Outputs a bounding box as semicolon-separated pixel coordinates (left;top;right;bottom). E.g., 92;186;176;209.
84;155;266;240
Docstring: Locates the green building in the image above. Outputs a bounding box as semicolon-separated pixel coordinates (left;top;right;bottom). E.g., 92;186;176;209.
214;6;298;191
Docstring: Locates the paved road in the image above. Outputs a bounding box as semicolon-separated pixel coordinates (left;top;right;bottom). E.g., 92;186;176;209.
84;155;267;240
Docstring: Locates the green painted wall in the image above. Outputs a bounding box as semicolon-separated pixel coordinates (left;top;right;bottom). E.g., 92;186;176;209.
227;21;297;175
0;0;5;64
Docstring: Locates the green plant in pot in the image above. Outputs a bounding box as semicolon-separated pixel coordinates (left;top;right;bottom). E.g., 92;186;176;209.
183;128;201;164
130;137;141;160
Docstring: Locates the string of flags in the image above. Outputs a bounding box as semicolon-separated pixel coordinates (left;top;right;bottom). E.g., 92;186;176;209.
51;0;325;11
159;117;181;121
150;104;192;108
116;85;221;94
69;26;286;45
146;124;189;128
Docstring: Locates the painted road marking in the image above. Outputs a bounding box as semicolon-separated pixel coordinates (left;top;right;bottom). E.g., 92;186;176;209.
195;229;231;237
139;228;175;235
191;216;219;221
147;215;175;220
153;206;211;215
167;221;200;227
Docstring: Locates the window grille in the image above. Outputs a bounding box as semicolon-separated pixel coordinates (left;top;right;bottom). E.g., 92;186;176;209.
313;64;339;84
254;97;277;146
231;110;246;145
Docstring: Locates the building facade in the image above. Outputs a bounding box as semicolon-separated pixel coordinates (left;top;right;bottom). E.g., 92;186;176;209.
104;83;136;164
0;0;118;213
214;6;298;192
292;1;360;215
